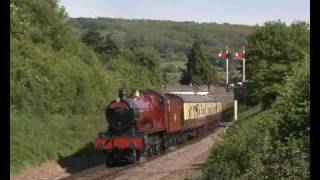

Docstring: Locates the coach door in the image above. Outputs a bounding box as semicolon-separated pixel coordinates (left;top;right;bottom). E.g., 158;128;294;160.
167;97;183;133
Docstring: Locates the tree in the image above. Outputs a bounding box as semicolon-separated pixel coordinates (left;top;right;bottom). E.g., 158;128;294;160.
101;34;120;55
203;57;310;179
246;21;309;108
133;46;163;87
82;30;119;54
180;39;217;90
81;30;104;53
272;56;310;141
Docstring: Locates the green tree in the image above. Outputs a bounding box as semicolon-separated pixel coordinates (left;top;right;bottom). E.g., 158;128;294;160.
132;46;163;87
202;56;310;180
81;30;105;53
272;56;310;141
101;34;120;56
72;17;253;63
180;39;217;90
246;21;309;108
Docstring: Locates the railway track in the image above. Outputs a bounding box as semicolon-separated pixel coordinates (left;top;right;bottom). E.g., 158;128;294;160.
59;122;230;180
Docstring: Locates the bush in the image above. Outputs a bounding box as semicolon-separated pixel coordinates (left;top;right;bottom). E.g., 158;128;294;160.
202;58;309;179
10;109;106;174
220;103;247;122
246;21;309;108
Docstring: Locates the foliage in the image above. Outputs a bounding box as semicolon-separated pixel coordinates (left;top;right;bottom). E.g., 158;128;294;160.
180;39;218;87
71;17;254;60
160;60;186;84
246;21;309;108
10;0;162;175
202;56;309;179
71;17;253;85
271;57;310;141
103;46;164;91
220;103;247;122
10;110;105;174
82;30;120;58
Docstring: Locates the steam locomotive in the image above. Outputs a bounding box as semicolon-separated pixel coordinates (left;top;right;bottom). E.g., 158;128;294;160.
95;89;222;166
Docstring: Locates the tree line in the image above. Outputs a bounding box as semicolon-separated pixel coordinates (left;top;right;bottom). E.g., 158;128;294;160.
71;17;253;61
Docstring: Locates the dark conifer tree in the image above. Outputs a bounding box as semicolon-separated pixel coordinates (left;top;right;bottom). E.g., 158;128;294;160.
180;39;217;91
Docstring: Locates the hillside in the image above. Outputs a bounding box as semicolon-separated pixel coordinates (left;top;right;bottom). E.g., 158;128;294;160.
70;18;254;84
70;17;254;60
10;0;163;175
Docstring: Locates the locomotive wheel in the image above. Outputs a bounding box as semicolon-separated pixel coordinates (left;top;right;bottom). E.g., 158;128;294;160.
156;143;160;154
136;150;141;160
145;147;151;157
105;153;115;167
150;146;154;155
131;149;137;163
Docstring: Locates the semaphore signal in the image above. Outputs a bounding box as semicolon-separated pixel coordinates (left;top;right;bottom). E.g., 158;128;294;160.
232;46;246;82
211;46;246;85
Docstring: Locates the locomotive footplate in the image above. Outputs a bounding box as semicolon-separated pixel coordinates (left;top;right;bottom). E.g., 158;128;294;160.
95;134;144;152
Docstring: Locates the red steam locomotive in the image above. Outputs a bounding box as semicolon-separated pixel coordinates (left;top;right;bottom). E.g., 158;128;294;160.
95;89;222;166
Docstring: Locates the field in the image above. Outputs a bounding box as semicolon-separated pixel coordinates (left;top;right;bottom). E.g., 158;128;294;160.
160;60;186;84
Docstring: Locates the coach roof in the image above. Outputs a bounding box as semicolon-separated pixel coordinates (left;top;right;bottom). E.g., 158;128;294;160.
166;93;219;103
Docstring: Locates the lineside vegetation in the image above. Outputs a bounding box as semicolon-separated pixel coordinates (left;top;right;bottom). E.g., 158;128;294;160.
10;0;162;174
202;21;309;179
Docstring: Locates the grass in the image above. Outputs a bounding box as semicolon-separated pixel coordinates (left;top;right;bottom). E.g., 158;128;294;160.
160;60;186;84
160;60;186;70
10;109;107;175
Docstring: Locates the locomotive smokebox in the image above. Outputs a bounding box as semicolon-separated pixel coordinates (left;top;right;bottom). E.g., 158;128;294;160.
119;88;128;100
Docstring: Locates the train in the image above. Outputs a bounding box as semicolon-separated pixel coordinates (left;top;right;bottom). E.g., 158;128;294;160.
95;89;222;166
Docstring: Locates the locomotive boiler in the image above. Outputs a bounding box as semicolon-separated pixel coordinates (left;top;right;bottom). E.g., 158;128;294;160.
95;89;222;166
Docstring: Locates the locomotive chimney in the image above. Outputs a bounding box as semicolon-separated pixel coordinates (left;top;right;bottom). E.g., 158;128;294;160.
118;88;128;100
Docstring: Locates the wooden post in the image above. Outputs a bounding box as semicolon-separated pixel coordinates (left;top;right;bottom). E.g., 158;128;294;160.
242;58;245;82
226;58;229;84
226;46;229;85
234;100;238;121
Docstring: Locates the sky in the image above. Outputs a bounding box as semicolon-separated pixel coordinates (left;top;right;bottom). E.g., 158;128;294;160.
58;0;310;26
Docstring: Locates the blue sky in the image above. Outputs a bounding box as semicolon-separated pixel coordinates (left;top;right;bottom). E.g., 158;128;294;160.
58;0;309;25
